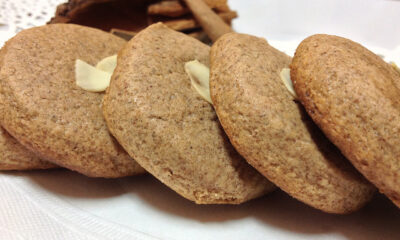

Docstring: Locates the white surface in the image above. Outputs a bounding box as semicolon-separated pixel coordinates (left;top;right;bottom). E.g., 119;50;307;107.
1;0;400;239
0;0;63;46
2;170;400;240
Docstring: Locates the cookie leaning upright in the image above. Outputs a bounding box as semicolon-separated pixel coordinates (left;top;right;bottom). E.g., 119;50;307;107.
0;127;56;170
103;23;275;204
0;24;144;177
291;34;400;207
210;33;375;213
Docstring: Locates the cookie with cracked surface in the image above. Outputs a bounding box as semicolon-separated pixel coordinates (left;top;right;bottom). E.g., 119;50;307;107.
0;127;56;170
0;24;144;178
103;23;275;204
291;34;400;207
210;32;375;213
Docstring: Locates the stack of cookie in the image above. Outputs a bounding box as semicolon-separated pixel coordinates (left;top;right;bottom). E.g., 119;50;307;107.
1;1;399;215
208;31;400;211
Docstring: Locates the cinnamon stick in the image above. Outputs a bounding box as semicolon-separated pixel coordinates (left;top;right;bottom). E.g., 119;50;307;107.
110;28;137;41
163;11;237;32
182;0;234;42
148;0;229;17
148;1;187;17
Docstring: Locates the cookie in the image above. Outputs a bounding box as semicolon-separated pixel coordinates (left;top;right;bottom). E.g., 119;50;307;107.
210;33;375;213
0;24;144;178
103;23;275;204
291;34;400;207
0;127;56;170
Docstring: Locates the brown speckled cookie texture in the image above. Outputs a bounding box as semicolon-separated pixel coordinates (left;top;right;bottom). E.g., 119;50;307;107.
103;23;275;204
0;24;144;178
291;34;400;207
210;33;375;213
0;127;56;170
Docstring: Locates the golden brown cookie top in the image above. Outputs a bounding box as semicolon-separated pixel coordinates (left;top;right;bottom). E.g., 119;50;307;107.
210;32;375;213
0;127;56;170
291;34;400;207
0;24;144;177
103;23;275;204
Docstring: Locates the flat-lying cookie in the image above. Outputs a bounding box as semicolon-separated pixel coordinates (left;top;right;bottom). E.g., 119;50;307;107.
103;23;275;204
291;34;400;207
210;33;375;213
0;24;144;178
0;127;56;170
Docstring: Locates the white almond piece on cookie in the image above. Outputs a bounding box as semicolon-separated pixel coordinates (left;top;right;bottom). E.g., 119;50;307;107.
75;59;112;92
96;55;117;73
280;68;298;99
184;60;212;104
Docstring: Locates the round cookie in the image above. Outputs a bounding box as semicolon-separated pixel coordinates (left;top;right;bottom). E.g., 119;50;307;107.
0;24;144;178
103;23;275;204
210;33;375;213
291;34;400;207
0;127;56;170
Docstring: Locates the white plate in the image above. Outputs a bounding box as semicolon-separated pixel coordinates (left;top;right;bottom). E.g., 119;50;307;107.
1;0;400;239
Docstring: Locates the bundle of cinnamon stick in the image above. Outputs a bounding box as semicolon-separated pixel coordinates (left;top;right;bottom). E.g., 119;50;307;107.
148;0;236;35
48;0;237;43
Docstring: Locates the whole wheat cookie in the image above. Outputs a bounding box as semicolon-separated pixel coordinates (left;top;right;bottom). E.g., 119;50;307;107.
291;34;400;207
0;127;56;170
103;23;275;204
210;33;375;213
0;24;144;178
